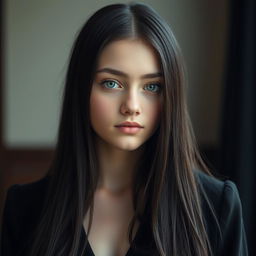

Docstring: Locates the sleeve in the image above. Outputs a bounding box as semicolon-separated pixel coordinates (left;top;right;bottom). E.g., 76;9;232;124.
1;184;22;256
218;180;248;256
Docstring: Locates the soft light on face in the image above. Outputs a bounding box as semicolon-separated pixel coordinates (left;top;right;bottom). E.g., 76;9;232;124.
90;38;163;151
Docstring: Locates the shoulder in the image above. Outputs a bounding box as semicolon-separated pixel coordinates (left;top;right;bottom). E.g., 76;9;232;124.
194;170;248;255
1;175;51;255
4;175;51;219
194;169;225;197
3;174;51;229
194;169;242;217
5;174;51;203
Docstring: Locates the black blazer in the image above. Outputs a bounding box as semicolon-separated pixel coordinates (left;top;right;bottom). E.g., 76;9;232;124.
1;170;248;256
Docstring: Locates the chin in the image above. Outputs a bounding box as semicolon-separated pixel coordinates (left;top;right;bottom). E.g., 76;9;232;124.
114;143;143;152
111;139;146;152
95;134;147;152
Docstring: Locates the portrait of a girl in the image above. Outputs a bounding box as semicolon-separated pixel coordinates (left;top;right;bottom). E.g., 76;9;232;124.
1;2;248;256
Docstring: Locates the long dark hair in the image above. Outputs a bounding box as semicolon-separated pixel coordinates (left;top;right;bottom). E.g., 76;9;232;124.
27;2;219;255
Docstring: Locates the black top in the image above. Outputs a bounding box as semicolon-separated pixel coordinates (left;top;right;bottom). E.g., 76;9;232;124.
1;170;248;256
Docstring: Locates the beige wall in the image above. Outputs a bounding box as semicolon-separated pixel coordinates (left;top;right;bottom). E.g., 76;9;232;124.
3;0;229;147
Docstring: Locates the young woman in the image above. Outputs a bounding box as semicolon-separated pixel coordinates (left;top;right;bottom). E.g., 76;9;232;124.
1;2;248;256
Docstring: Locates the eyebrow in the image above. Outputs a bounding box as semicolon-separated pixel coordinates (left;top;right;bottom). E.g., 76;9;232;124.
96;67;163;79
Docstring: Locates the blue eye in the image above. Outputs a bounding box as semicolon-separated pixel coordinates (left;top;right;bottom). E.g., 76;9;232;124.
101;80;119;89
145;84;161;93
100;80;161;93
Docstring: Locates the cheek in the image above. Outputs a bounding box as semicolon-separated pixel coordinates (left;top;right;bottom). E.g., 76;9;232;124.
145;99;162;125
90;94;105;115
90;90;115;125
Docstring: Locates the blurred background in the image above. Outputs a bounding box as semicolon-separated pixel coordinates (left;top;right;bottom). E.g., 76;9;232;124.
0;0;255;254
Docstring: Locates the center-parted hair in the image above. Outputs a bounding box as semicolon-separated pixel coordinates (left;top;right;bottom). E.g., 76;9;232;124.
27;2;218;255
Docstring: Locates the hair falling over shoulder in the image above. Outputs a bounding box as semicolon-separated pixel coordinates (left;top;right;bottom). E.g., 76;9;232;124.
27;2;218;256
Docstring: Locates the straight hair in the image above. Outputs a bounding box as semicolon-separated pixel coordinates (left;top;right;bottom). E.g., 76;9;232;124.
27;2;220;256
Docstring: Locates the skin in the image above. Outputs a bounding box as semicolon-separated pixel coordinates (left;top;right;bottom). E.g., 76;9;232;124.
90;38;163;193
86;38;163;256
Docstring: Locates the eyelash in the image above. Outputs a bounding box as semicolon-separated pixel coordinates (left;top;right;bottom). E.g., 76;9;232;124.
100;79;162;93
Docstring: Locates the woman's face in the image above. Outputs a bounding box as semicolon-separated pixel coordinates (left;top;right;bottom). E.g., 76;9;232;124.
90;38;163;151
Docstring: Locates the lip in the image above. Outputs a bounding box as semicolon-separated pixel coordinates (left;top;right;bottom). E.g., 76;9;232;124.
115;126;142;134
115;121;144;128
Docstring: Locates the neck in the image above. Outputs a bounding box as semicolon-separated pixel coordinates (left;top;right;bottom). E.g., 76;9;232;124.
95;137;144;194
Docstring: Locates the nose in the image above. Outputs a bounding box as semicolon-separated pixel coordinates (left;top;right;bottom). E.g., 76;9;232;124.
120;89;141;116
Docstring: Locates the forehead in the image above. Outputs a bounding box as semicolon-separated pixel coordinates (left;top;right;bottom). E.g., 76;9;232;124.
96;39;162;76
